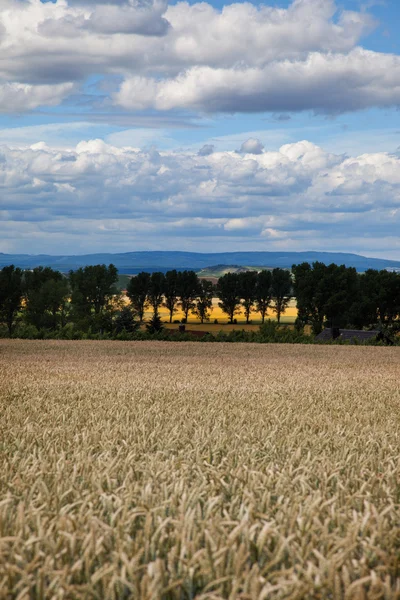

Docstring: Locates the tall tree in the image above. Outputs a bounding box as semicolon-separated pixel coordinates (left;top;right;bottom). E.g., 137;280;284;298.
148;272;165;316
255;270;272;324
238;271;258;324
177;270;200;321
41;278;70;329
216;272;241;324
24;267;69;330
270;268;292;324
292;262;325;333
163;270;179;323
320;264;358;329
192;279;214;323
0;265;23;336
69;264;118;331
126;271;150;323
353;269;400;328
293;262;360;333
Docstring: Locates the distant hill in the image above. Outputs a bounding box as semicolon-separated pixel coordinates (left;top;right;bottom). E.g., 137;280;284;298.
1;251;400;273
198;265;264;278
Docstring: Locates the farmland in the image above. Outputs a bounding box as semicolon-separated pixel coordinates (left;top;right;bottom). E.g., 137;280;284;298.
137;298;299;325
1;341;400;599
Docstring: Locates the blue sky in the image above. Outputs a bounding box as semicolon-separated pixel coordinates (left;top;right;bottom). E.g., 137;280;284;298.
0;0;400;258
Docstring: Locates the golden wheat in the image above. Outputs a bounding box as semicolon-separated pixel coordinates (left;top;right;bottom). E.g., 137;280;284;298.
1;340;399;599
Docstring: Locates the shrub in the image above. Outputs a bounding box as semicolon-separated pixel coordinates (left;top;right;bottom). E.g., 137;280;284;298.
12;323;40;339
146;314;164;334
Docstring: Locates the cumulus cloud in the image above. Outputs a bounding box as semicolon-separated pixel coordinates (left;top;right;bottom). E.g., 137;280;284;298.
0;0;384;114
114;49;400;114
1;138;400;254
239;139;264;155
39;0;170;37
0;82;75;113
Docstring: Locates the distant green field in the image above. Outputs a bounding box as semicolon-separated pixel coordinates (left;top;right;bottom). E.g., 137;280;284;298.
116;274;131;290
197;264;273;278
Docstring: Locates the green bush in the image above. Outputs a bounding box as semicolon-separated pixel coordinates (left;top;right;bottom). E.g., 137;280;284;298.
12;323;40;339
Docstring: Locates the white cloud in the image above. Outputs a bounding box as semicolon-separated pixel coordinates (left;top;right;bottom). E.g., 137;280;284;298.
0;0;384;115
239;139;264;155
1;137;400;254
114;49;400;114
39;0;170;37
0;82;74;113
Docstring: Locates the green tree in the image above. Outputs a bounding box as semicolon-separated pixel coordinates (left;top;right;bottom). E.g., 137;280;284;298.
177;270;200;321
24;267;68;330
42;278;70;329
216;272;241;324
0;265;23;336
163;270;179;323
292;262;325;334
351;269;400;328
126;271;150;323
114;306;139;334
69;264;118;331
192;279;214;323
321;264;358;329
146;313;164;333
270;268;292;324
255;270;272;324
292;262;360;333
238;271;258;324
148;272;165;316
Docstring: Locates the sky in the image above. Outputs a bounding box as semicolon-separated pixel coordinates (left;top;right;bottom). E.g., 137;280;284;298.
1;0;400;258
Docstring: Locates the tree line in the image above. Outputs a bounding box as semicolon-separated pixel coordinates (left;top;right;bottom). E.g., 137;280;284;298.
1;261;400;339
127;268;292;326
0;264;291;337
293;262;400;334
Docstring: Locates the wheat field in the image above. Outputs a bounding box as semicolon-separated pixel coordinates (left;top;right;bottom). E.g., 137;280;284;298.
1;340;400;600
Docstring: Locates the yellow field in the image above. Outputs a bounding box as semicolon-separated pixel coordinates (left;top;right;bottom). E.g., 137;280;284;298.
1;341;399;599
124;297;298;324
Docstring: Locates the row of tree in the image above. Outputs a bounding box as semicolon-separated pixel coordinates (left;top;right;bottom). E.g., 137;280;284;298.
1;261;400;337
293;262;400;334
0;264;119;336
126;268;292;325
0;264;292;336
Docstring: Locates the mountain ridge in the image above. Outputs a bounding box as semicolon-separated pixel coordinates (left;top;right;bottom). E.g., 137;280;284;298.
1;251;400;273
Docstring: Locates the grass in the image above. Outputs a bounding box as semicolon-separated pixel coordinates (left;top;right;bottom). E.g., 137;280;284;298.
1;340;400;599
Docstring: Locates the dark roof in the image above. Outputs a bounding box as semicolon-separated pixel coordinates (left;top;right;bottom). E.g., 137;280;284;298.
316;328;380;342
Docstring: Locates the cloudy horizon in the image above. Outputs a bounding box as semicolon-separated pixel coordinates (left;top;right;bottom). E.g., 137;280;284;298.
1;0;400;259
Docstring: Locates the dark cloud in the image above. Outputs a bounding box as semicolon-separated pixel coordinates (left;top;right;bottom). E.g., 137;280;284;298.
273;114;291;121
198;144;214;156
